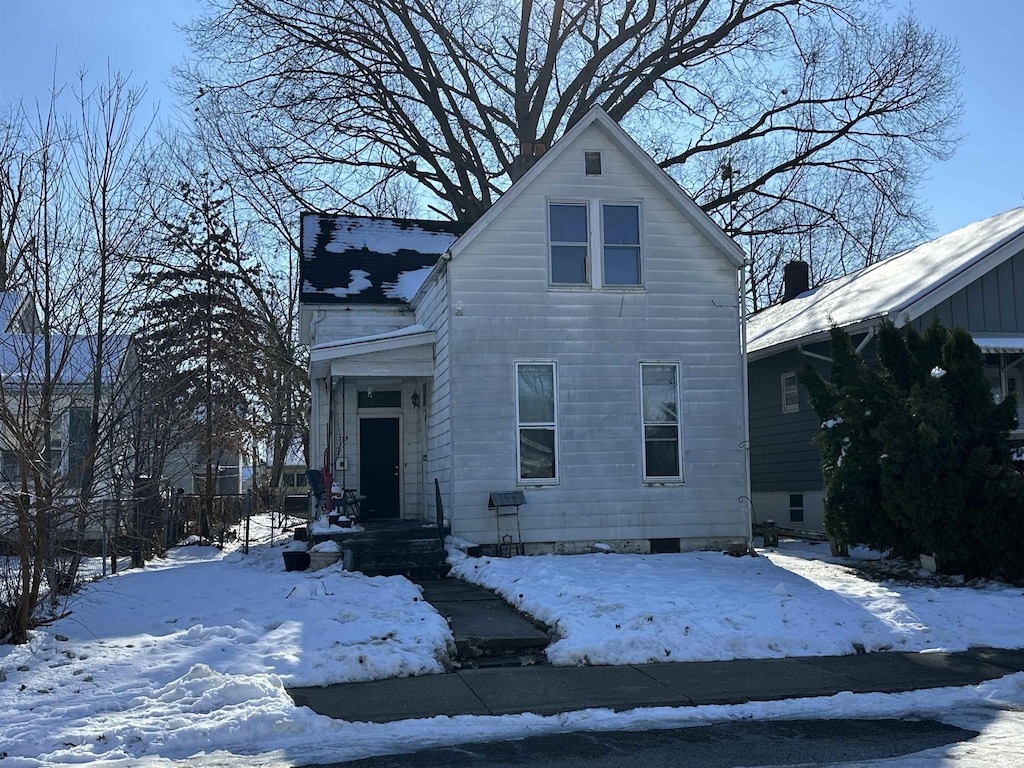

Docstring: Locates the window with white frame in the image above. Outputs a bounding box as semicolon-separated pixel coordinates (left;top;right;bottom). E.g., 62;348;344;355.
548;204;589;285
516;362;558;482
602;204;641;286
641;363;682;480
789;493;805;524
782;372;799;414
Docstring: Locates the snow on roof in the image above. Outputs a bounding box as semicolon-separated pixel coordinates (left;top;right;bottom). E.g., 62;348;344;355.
0;332;129;382
747;208;1024;355
310;323;430;353
383;266;434;302
299;214;468;306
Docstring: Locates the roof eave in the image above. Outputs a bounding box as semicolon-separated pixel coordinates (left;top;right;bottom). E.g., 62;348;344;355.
746;316;887;361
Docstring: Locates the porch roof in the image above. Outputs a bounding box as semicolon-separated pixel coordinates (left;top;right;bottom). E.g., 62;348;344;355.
972;335;1024;355
309;324;435;379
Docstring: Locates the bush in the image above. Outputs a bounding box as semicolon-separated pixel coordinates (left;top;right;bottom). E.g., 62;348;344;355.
800;320;1023;579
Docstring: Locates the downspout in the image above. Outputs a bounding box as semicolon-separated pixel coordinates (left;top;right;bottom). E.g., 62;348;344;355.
739;261;754;550
444;256;455;533
309;309;327;345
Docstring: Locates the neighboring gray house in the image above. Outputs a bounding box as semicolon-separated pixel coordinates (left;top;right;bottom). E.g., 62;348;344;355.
162;444;243;496
747;208;1024;532
299;107;751;553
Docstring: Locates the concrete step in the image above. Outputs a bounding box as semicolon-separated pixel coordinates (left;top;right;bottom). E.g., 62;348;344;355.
417;578;551;662
346;522;449;542
459;653;550;670
361;562;452;580
344;545;451;579
343;537;445;555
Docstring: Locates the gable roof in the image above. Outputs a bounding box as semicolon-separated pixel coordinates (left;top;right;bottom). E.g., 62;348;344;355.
0;332;129;384
0;292;37;333
299;214;468;306
445;106;745;269
746;207;1024;358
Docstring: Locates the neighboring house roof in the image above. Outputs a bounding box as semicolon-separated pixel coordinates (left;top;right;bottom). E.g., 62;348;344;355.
0;292;37;333
746;207;1024;358
299;215;469;305
0;333;129;383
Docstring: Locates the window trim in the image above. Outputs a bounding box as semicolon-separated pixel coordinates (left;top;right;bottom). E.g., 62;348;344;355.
781;372;799;414
515;361;559;485
600;202;643;287
547;202;590;286
789;493;805;524
547;199;645;291
640;361;684;483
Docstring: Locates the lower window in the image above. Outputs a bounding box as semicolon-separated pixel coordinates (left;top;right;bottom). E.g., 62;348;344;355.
789;493;805;524
641;363;682;480
516;362;557;481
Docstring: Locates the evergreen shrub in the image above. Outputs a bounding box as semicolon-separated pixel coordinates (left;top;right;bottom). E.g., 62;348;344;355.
799;319;1022;580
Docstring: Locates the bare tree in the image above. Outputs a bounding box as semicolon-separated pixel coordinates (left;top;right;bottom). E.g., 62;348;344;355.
0;72;158;644
179;0;962;298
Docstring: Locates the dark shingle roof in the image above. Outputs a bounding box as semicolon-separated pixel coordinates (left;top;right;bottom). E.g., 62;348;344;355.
299;214;469;305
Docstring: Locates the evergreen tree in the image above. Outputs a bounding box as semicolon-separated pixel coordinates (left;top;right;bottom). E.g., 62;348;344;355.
798;328;911;552
137;178;264;541
802;318;1023;579
874;320;1019;578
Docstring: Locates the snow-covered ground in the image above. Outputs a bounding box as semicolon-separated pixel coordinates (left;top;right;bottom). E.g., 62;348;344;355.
449;540;1024;665
1;520;1023;766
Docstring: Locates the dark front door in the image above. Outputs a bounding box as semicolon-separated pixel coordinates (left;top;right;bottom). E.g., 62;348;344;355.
359;417;400;520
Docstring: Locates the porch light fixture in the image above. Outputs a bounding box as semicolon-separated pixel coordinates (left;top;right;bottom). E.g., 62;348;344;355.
411;391;421;409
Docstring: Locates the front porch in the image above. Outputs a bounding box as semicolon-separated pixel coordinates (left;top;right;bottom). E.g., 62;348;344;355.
309;325;436;525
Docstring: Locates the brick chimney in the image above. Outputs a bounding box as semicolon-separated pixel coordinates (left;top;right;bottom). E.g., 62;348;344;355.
782;260;810;302
510;141;546;182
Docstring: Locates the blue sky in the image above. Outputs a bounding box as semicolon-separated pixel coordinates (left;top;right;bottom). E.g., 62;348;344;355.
1;0;1021;238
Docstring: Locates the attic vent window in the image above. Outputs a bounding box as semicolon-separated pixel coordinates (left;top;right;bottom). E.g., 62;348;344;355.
584;151;602;176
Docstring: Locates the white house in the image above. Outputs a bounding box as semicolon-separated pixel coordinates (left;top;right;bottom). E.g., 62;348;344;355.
299;107;751;554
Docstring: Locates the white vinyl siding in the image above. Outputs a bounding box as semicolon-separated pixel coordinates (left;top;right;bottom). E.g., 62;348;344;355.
515;362;558;483
641;362;682;481
782;371;799;414
437;120;747;545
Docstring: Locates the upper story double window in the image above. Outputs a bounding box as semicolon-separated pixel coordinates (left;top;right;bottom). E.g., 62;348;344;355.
548;201;642;288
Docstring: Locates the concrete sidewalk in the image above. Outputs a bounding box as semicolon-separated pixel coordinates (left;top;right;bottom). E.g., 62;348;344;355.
288;646;1024;723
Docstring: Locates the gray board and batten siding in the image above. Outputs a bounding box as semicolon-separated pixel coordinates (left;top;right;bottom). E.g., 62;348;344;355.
910;248;1024;334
